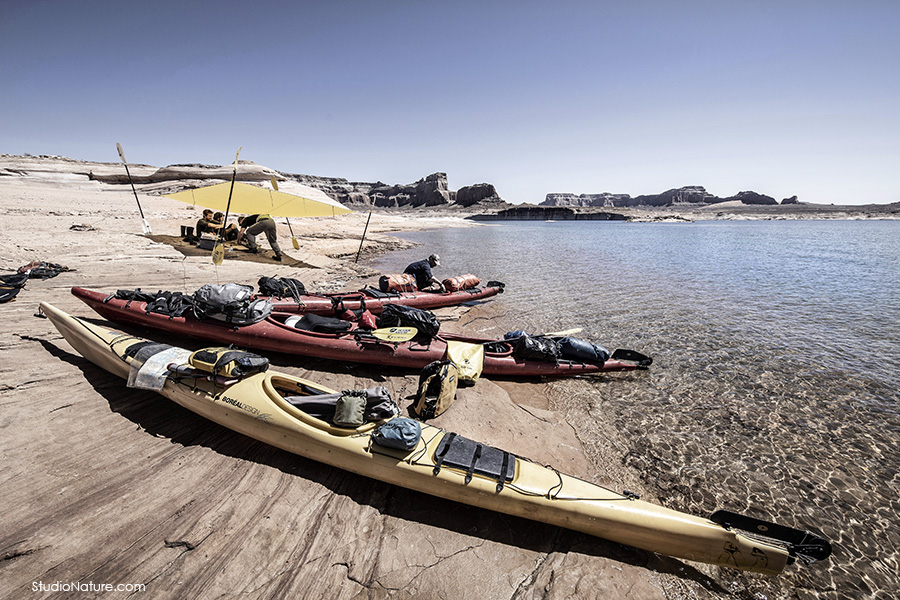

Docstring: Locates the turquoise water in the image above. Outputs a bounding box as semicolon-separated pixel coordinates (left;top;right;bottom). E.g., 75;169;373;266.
374;219;900;599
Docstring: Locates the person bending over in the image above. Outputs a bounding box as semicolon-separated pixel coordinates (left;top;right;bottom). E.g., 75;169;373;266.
238;214;283;262
404;254;443;292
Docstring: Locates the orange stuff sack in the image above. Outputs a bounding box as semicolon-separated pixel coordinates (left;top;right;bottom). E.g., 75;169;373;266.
379;273;417;292
441;274;481;292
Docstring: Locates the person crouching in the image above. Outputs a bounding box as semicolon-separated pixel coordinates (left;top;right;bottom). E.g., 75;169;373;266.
238;214;283;262
404;253;443;292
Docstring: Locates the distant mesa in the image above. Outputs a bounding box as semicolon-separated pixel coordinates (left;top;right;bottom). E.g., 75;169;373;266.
83;157;787;209
471;206;627;221
542;186;780;207
455;183;502;207
296;172;505;209
88;160;503;210
6;153;806;211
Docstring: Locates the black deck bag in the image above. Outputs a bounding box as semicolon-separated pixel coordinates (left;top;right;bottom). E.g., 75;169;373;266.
557;336;610;364
257;276;306;299
432;433;515;491
379;304;440;340
360;285;400;299
145;291;193;318
192;283;273;326
289;313;352;334
189;347;270;379
115;288;160;303
513;334;561;363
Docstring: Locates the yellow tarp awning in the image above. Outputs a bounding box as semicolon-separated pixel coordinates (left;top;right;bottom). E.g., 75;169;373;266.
165;181;351;217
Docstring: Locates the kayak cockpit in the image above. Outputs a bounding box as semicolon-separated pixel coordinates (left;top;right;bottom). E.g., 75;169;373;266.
263;373;386;436
269;312;358;338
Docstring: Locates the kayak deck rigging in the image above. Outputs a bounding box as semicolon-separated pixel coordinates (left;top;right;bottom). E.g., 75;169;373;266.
39;302;831;575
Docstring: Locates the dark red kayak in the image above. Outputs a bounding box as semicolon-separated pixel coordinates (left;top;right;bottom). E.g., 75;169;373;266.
260;282;504;315
71;287;651;378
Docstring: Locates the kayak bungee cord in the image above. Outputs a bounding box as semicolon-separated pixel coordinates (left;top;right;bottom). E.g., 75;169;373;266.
384;422;641;504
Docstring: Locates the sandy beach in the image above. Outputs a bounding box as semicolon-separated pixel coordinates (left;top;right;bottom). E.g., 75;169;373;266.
1;158;690;599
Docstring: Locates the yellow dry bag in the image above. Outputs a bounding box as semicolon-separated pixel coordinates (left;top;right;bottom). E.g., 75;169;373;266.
446;340;484;385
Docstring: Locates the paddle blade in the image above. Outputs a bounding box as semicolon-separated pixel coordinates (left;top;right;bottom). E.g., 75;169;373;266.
142;218;152;235
116;142;126;163
610;348;652;366
211;243;225;265
291;236;300;250
543;327;583;337
232;146;242;171
270;176;279;191
371;327;417;342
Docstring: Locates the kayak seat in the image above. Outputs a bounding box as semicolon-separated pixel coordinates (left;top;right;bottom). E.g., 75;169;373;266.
286;313;352;334
433;432;516;492
360;286;401;299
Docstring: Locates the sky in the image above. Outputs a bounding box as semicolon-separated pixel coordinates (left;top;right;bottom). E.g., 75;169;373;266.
2;0;898;205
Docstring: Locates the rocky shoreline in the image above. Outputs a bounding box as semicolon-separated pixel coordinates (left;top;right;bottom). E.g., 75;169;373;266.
0;153;889;599
5;154;895;221
468;200;900;222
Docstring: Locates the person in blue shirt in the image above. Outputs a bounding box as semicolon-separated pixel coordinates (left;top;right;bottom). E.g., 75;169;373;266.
404;254;443;292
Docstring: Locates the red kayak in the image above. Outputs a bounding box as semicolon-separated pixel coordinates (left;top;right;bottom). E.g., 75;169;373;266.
71;287;651;378
261;282;504;315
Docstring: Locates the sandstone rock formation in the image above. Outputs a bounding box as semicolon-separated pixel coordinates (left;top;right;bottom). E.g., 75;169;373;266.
455;183;501;207
629;186;719;207
95;161;464;208
543;185;785;208
89;160;282;185
4;154;501;210
726;190;778;205
542;192;630;207
365;172;455;207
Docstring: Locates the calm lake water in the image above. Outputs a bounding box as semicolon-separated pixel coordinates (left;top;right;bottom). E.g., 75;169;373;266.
373;219;900;600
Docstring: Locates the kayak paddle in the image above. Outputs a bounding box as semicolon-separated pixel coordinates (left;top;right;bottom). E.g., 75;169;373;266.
116;143;152;234
213;146;241;266
370;327;418;342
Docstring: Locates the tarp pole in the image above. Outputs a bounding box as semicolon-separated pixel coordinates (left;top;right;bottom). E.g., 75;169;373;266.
355;195;375;263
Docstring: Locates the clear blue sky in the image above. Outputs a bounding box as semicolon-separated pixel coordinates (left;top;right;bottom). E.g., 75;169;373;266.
3;1;898;205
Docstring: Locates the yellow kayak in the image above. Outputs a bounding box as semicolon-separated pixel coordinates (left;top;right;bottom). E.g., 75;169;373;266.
40;302;830;575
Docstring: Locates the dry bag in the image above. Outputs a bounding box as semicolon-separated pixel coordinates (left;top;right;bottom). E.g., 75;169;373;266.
378;273;416;293
441;274;481;292
413;360;458;419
